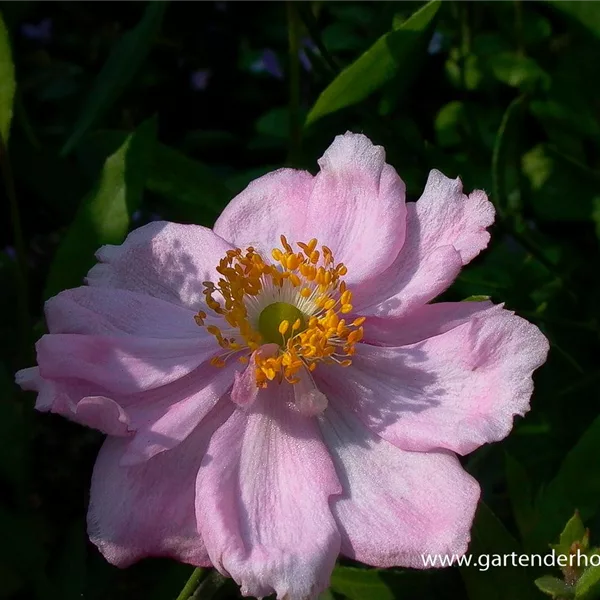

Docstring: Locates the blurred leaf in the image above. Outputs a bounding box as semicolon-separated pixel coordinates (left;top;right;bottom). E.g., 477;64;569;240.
532;415;600;550
435;101;466;147
461;502;536;600
82;130;230;223
462;295;491;302
522;145;600;221
535;575;574;598
492;95;526;217
305;0;440;126
329;567;394;600
576;566;600;600
45;118;156;298
0;10;15;143
550;1;600;38
61;2;165;156
506;453;535;542
489;52;550;91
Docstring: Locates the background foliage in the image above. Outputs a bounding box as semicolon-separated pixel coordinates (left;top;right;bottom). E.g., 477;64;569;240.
1;1;600;599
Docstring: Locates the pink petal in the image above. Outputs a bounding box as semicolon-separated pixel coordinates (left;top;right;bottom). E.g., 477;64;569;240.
357;170;495;316
214;133;407;292
306;133;406;291
319;401;480;568
86;222;234;310
88;400;232;567
15;367;131;435
318;307;549;455
36;333;217;394
120;361;240;465
363;300;497;346
45;286;200;338
196;385;341;600
214;168;315;254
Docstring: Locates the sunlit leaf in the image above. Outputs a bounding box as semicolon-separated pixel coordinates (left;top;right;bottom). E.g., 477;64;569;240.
45;118;156;298
81;130;231;224
305;0;440;126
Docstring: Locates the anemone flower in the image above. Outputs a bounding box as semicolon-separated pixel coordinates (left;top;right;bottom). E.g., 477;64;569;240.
16;132;548;600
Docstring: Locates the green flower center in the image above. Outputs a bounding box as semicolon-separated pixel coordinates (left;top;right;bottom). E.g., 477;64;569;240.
258;302;306;346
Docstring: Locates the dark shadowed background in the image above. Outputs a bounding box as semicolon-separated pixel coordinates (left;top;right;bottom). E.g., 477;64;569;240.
1;1;600;599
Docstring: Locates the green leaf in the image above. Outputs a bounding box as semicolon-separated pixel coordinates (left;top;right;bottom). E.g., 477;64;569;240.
550;1;600;38
45;118;156;299
329;566;395;600
0;10;15;144
576;566;600;600
492;95;526;218
460;502;537;600
522;145;600;221
82;130;231;223
506;453;535;541
305;0;441;126
535;575;574;598
556;512;587;554
489;52;550;91
61;2;165;156
462;295;491;302
532;415;600;550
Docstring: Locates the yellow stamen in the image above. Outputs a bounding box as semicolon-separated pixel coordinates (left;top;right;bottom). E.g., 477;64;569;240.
198;237;366;386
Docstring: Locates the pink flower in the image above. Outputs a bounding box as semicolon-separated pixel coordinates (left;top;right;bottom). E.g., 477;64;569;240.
16;133;549;599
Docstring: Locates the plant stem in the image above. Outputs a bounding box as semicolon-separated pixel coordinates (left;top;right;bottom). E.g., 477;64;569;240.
174;568;206;600
0;135;30;365
287;0;302;165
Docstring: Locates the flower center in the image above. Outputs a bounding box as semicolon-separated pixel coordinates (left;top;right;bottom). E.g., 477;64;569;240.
258;302;306;345
195;235;365;387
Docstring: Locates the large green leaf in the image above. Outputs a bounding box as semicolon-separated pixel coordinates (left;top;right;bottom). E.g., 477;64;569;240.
461;502;537;600
531;415;600;549
549;1;600;38
0;10;15;144
61;2;165;156
305;0;441;126
82;130;231;223
45;118;156;299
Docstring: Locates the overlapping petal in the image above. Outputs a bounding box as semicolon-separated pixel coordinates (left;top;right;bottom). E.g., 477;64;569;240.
318;401;480;568
356;170;495;316
319;307;549;455
196;385;341;599
45;286;201;338
215;133;407;291
88;400;232;568
86;221;234;309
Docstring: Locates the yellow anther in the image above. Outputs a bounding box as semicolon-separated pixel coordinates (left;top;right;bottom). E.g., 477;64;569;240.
199;236;365;386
